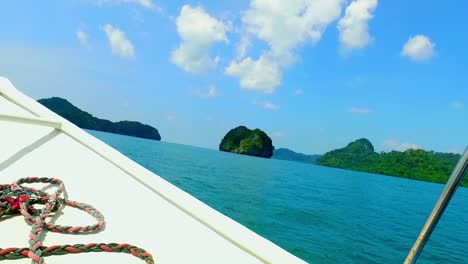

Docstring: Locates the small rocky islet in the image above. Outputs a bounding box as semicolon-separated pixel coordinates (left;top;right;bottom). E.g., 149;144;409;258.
219;126;274;158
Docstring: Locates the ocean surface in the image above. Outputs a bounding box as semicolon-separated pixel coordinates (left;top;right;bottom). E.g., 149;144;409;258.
89;130;468;264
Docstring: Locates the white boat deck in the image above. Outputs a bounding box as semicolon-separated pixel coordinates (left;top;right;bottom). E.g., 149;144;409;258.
0;77;307;264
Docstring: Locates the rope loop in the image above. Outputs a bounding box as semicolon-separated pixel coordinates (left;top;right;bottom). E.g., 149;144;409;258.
0;177;154;264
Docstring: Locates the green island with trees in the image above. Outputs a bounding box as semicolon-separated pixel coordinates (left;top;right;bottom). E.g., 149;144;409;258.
38;97;161;140
37;97;464;186
316;138;465;186
272;148;322;164
219;126;274;158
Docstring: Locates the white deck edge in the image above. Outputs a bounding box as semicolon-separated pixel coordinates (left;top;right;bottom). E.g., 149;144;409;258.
0;114;62;129
0;77;307;264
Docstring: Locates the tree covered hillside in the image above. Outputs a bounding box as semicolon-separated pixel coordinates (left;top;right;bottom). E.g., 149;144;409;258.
317;138;465;186
38;97;161;140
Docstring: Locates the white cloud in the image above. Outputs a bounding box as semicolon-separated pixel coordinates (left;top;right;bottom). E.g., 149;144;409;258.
349;107;372;114
337;0;378;50
171;5;229;74
295;88;304;95
134;0;155;9
273;131;286;138
451;101;464;110
226;0;344;92
76;29;90;48
103;24;135;59
243;0;343;63
225;55;281;93
95;0;159;11
401;35;435;61
253;100;280;110
194;84;217;98
383;140;419;152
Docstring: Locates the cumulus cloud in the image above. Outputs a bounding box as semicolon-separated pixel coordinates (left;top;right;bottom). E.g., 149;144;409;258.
194;84;217;98
243;0;344;63
95;0;159;11
349;107;372;114
76;29;90;48
225;55;281;93
338;0;378;51
103;24;135;58
401;35;435;61
253;100;280;110
383;140;419;152
451;101;464;110
226;0;344;93
171;5;229;74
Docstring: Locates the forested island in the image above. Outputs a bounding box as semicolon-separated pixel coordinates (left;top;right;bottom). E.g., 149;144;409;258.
219;126;273;158
38;97;161;140
316;138;465;186
36;97;463;186
273;148;321;164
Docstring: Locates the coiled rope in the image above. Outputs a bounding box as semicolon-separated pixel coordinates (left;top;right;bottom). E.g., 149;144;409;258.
0;177;154;263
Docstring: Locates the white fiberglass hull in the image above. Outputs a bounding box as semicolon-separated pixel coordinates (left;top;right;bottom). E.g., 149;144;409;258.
0;77;306;264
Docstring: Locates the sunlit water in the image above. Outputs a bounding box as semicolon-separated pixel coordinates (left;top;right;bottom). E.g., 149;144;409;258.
90;130;468;263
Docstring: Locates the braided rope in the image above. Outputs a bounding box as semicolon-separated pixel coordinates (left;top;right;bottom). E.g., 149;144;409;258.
0;177;154;264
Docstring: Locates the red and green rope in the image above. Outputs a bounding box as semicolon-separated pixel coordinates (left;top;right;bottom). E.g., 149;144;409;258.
0;177;154;264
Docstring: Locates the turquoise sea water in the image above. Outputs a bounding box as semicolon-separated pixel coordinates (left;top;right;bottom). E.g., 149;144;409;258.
90;130;468;263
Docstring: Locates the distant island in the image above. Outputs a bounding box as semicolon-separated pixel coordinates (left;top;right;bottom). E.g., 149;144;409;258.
38;97;161;140
219;126;273;158
316;138;465;186
273;148;321;164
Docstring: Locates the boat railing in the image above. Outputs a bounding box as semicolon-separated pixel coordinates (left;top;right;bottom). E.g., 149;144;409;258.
404;147;468;263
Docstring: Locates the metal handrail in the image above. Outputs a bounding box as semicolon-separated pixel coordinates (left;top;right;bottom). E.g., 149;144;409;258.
404;147;468;263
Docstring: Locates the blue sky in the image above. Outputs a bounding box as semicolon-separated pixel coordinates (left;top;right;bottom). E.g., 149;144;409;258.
0;0;466;154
